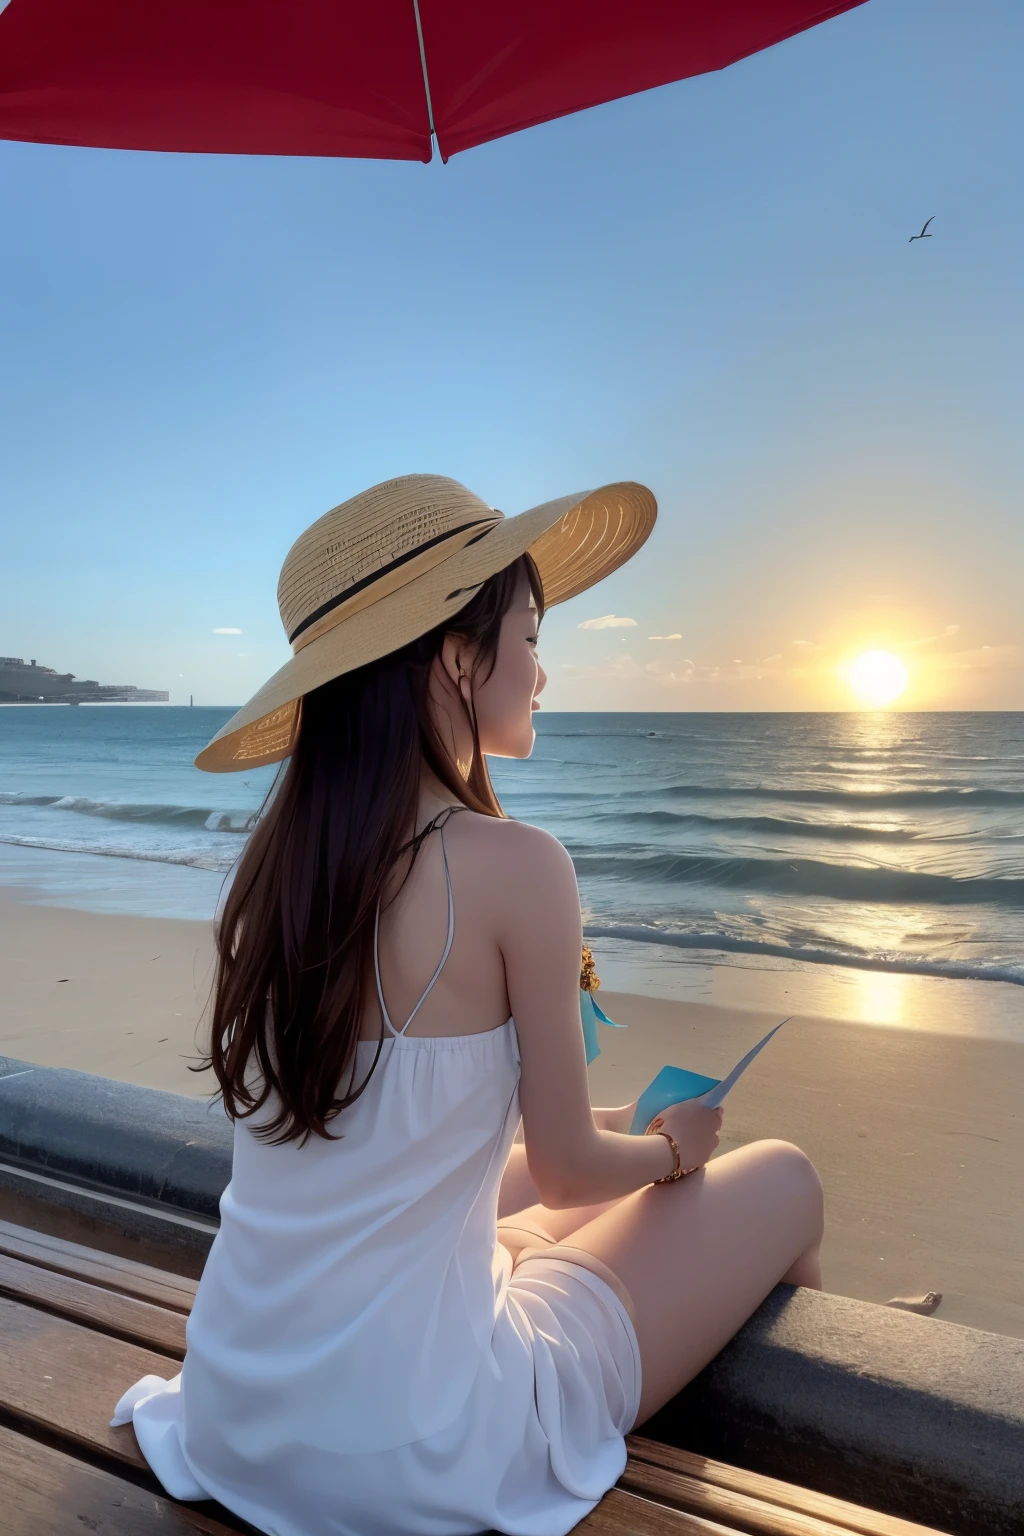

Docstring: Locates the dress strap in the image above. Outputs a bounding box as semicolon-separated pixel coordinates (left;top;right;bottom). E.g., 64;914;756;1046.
373;821;456;1038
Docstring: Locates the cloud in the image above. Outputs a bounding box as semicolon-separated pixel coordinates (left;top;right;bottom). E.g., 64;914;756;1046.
212;627;242;635
645;658;695;682
648;633;682;641
906;624;960;649
791;639;820;650
945;642;1020;672
760;653;783;665
577;614;637;630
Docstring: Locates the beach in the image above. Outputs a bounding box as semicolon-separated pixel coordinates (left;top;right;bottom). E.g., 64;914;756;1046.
3;889;1021;1341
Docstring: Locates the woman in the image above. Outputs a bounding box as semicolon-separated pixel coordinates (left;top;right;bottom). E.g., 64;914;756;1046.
114;474;823;1536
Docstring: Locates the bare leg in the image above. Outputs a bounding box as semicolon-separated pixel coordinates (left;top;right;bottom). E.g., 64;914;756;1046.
558;1139;824;1427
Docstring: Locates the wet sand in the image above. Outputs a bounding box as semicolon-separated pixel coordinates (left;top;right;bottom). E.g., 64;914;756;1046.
2;892;1021;1339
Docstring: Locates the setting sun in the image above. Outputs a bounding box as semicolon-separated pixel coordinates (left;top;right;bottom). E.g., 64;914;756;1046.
846;650;909;708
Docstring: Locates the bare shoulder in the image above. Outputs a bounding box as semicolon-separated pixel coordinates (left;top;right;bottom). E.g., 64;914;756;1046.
450;811;574;878
446;812;579;914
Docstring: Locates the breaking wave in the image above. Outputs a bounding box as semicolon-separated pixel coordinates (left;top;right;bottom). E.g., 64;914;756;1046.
0;833;237;873
0;791;254;833
583;922;1024;987
570;847;1024;907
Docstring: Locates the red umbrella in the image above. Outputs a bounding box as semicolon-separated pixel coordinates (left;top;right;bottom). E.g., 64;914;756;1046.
0;1;864;163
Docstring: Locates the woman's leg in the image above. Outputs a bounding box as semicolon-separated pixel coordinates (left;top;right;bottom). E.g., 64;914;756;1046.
558;1139;824;1427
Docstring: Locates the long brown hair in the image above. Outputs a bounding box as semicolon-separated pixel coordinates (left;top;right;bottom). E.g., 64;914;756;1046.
203;554;544;1145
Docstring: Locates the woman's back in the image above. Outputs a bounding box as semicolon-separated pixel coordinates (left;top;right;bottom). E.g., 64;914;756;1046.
362;807;550;1041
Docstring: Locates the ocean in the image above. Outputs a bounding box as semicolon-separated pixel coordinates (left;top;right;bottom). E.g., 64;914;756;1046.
2;707;1023;999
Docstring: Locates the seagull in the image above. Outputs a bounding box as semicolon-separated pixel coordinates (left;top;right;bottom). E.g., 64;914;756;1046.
909;216;935;243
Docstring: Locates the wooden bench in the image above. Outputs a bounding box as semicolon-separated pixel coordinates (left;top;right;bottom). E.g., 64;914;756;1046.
0;1216;952;1536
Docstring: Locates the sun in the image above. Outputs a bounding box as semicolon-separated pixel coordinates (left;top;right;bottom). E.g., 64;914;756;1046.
846;650;909;708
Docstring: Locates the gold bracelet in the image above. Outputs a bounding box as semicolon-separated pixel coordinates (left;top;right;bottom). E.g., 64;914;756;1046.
645;1117;702;1184
645;1121;684;1184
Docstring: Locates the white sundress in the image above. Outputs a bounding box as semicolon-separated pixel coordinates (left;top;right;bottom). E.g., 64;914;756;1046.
112;824;642;1536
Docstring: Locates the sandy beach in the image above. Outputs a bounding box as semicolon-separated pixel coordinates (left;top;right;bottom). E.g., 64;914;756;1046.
2;891;1021;1340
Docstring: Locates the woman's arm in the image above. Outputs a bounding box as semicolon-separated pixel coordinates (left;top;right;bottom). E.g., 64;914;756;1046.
493;821;718;1209
592;1103;637;1134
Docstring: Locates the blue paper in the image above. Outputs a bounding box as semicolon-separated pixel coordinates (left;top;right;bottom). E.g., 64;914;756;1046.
580;990;626;1065
630;1065;721;1133
628;1018;791;1133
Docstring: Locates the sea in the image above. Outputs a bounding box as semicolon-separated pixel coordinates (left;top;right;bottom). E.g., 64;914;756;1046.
2;707;1024;1034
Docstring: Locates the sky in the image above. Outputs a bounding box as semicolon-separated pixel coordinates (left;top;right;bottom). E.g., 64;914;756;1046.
1;0;1022;712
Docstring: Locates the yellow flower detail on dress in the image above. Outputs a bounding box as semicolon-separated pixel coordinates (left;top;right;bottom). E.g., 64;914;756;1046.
580;945;601;994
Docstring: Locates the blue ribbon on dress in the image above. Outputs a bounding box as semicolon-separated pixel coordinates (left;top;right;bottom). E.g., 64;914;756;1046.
580;988;626;1065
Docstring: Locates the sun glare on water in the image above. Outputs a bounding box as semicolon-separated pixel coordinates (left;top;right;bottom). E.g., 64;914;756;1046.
846;650;909;708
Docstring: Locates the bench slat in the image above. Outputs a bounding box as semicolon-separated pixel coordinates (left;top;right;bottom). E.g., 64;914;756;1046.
0;1250;187;1359
621;1460;877;1536
0;1293;171;1474
626;1439;948;1536
0;1217;197;1314
620;1460;949;1536
0;1420;245;1535
581;1489;746;1534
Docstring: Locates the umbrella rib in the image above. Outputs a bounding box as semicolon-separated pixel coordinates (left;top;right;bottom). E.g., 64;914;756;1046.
411;0;437;145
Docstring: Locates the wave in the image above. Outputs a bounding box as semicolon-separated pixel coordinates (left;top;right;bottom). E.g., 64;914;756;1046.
570;847;1024;907
654;785;1024;808
0;833;237;873
0;792;254;833
583;923;1024;987
606;810;921;842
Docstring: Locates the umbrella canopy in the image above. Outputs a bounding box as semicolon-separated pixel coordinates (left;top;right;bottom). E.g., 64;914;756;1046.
0;0;865;163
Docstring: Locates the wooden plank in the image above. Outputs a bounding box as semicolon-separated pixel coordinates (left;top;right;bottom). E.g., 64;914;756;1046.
626;1439;949;1536
0;1218;197;1314
621;1461;882;1536
0;1420;245;1535
0;1250;186;1360
579;1488;745;1534
0;1292;170;1474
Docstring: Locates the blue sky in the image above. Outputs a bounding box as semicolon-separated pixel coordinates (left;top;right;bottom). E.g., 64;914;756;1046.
1;0;1021;711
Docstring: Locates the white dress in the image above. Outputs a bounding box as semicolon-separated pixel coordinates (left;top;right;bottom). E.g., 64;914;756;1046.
113;826;642;1536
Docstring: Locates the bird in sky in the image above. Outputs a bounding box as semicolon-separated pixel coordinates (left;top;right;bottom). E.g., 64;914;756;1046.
909;216;935;243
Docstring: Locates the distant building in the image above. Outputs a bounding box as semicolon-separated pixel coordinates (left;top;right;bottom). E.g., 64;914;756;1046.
0;656;169;704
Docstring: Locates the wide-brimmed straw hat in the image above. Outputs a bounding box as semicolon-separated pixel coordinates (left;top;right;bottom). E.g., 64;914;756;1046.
196;473;656;773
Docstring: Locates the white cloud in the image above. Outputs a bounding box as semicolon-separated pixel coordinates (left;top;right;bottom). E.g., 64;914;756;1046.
577;614;637;630
212;627;242;635
648;633;682;641
791;639;820;650
946;642;1020;672
906;624;961;649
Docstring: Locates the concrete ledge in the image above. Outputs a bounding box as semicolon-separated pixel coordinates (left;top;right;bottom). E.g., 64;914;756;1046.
646;1284;1024;1536
0;1055;231;1220
2;1058;1022;1534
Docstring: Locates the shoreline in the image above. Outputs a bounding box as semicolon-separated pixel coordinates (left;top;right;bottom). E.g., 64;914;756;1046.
1;889;1021;1340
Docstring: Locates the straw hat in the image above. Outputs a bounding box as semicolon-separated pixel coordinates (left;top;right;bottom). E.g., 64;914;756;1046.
196;474;656;772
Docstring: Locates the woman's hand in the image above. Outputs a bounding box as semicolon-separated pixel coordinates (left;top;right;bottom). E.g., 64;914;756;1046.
649;1099;724;1172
